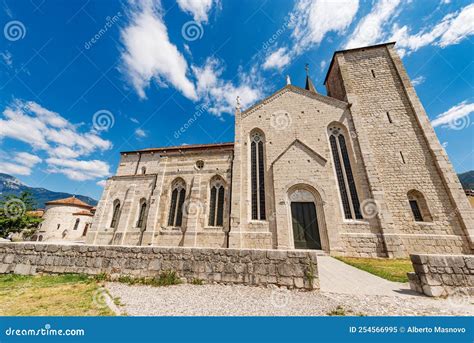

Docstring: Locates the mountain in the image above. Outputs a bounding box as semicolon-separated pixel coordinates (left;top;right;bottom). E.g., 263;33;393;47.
458;170;474;190
0;173;97;209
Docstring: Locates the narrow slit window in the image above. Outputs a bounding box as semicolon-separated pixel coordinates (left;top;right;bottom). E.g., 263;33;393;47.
400;151;406;164
386;111;392;123
371;69;376;78
409;200;423;222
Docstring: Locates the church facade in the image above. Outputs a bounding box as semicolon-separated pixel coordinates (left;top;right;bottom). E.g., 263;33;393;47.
86;43;474;258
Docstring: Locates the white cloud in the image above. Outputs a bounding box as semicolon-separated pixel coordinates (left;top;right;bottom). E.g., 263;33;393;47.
411;75;426;86
135;128;147;138
15;152;41;167
193;58;263;115
0;151;42;176
177;0;216;23
96;180;107;187
46;158;111;181
291;0;359;53
0;162;31;176
431;100;474;129
391;4;474;56
345;0;401;49
0;100;112;181
263;48;291;71
120;0;197;100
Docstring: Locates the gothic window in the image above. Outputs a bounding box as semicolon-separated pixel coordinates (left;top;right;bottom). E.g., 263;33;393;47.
208;177;225;227
407;190;432;222
250;131;266;220
168;179;186;227
110;200;121;229
329;126;363;220
73;218;80;230
137;200;147;229
195;160;204;170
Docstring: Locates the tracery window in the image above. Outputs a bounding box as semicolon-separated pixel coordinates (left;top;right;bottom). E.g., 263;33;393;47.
329;126;363;220
208;177;225;226
250;131;266;220
137;199;147;229
110;200;121;229
168;179;186;227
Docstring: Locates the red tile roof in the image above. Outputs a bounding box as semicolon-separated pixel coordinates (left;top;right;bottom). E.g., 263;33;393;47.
45;196;93;209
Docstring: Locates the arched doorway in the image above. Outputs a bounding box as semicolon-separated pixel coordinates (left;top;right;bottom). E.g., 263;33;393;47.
287;186;326;250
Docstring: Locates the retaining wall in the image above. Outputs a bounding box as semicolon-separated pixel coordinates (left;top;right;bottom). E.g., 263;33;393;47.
0;243;318;290
408;254;473;297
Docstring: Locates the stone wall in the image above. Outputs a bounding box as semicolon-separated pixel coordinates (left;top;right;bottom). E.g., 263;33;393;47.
408;254;473;297
0;243;319;290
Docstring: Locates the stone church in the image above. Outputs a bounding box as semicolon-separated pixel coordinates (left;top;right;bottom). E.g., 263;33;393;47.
86;43;474;258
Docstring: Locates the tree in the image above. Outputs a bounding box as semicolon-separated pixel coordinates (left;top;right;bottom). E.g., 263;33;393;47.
0;191;43;239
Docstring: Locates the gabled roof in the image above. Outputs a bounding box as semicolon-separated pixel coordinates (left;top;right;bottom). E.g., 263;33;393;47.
271;139;327;167
241;85;348;118
46;196;93;209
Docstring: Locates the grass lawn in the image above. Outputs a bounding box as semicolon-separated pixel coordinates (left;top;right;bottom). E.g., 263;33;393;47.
335;257;414;283
0;274;114;316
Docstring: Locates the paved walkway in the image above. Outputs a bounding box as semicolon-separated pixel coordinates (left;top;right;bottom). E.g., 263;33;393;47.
317;256;416;296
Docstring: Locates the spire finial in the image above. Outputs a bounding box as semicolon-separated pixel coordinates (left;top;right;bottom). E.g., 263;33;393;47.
235;96;241;110
286;75;291;85
305;63;309;76
304;64;317;93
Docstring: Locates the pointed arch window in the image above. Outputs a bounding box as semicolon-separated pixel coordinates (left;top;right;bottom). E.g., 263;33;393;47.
137;200;147;229
110;200;121;229
407;190;432;222
250;131;266;220
209;177;225;227
168;179;186;227
329;126;363;220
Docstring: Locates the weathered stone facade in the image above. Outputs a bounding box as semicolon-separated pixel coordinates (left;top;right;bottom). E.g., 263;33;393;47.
36;197;94;243
87;43;473;258
408;254;473;297
0;242;319;289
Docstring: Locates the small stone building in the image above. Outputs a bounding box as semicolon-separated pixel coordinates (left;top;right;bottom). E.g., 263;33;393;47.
87;42;474;258
37;197;94;243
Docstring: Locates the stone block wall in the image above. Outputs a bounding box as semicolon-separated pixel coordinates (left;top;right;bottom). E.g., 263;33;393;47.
408;254;473;297
0;243;319;290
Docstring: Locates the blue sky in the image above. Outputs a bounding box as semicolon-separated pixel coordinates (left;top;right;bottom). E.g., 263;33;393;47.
0;0;473;201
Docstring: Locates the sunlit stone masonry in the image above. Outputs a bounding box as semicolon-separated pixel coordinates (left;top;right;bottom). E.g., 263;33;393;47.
86;43;474;258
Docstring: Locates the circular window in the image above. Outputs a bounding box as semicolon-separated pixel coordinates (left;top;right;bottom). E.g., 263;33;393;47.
195;160;205;170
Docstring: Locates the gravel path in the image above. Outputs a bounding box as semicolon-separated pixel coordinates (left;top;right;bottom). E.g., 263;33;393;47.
106;283;474;316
